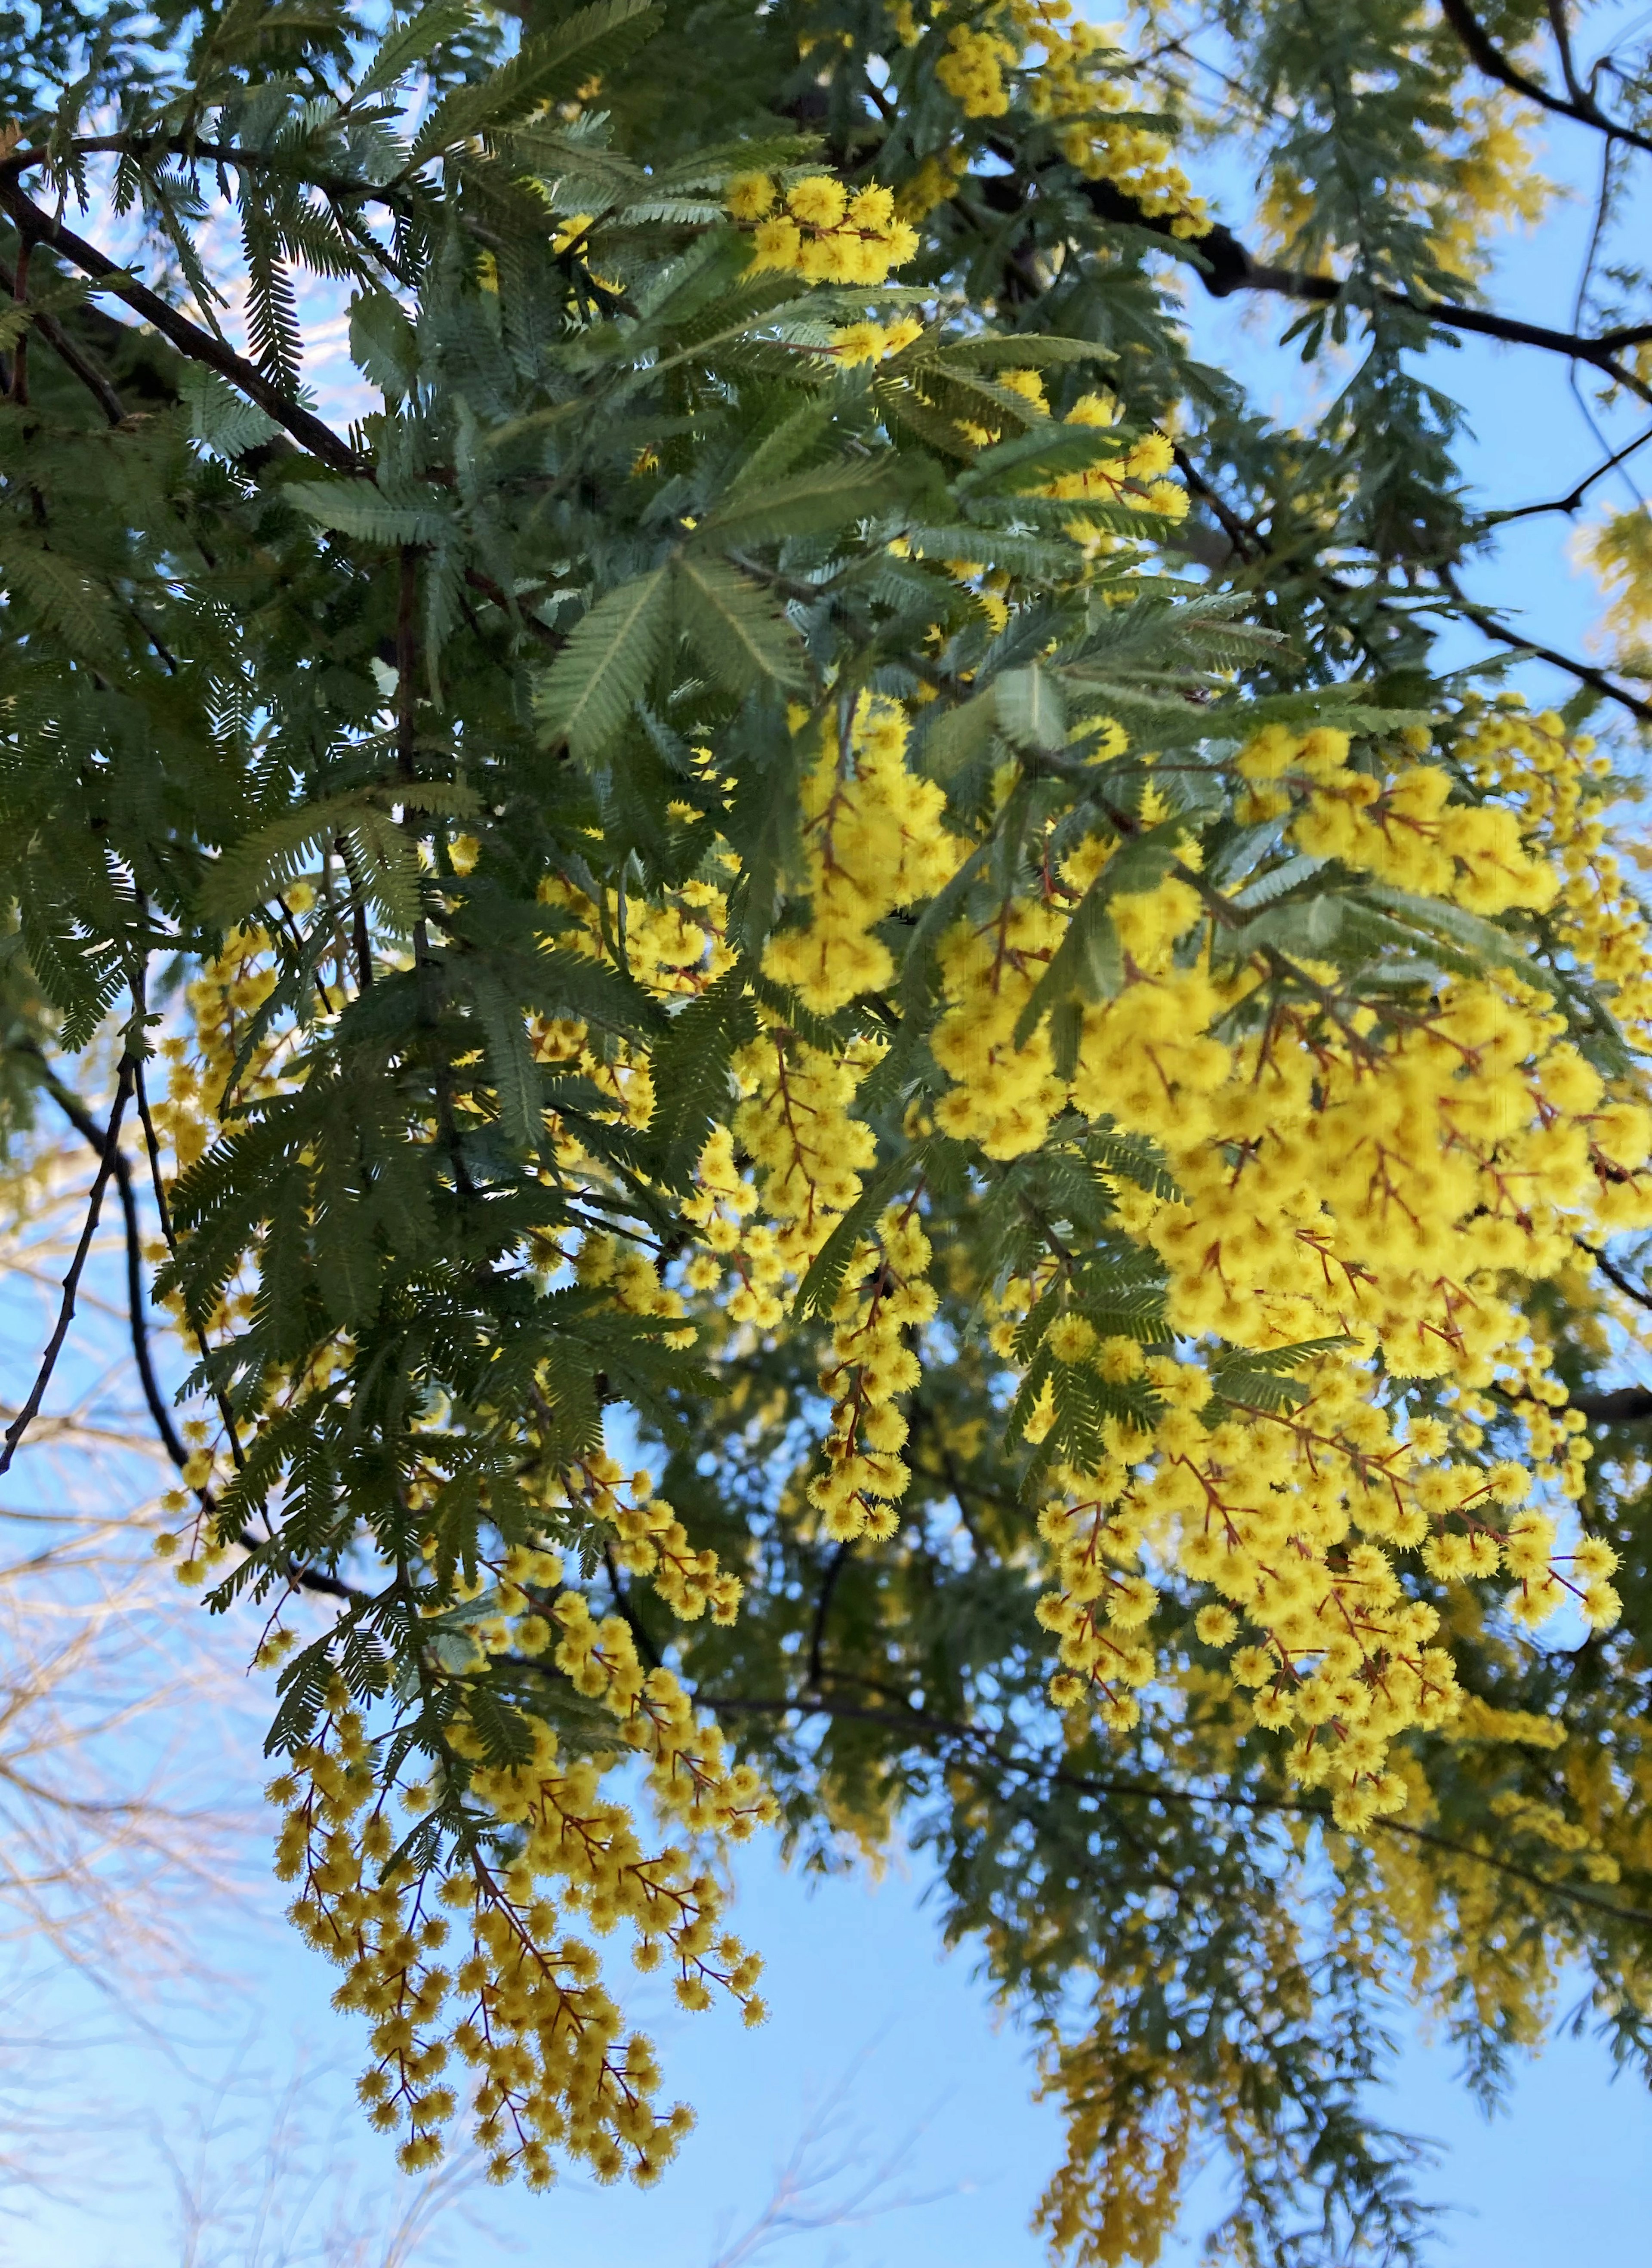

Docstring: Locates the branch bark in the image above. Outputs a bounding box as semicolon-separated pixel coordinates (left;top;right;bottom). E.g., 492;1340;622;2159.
0;181;364;471
1437;0;1652;156
0;1056;134;1476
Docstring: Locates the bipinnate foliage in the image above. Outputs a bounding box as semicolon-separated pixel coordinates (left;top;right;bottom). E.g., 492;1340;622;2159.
4;2;1652;2263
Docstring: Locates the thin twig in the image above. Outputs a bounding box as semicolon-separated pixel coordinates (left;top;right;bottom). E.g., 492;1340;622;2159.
1482;420;1652;527
32;1053;360;1605
0;1058;134;1477
1439;0;1652;155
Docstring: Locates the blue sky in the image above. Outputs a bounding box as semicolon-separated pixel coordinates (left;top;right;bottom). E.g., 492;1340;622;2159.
5;16;1652;2268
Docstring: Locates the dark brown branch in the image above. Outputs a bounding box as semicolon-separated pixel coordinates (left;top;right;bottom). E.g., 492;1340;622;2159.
396;544;419;781
805;1540;851;1692
1171;443;1261;566
7;231;28;407
1559;1385;1652;1423
128;1045;249;1476
1438;0;1652;158
1432;565;1652;723
602;1543;663;1669
1546;0;1590;109
462;566;564;648
34;1051;359;1604
1049;167;1652;406
0;1057;133;1476
0;181;364;472
1575;1235;1652;1315
1483;420;1652;527
33;1057;188;1466
3;135;419;212
0;279;126;423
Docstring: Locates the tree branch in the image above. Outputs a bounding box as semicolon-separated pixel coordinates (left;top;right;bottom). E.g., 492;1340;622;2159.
1431;565;1652;723
805;1541;851;1693
0;1057;134;1477
1437;0;1652;157
1044;166;1652;406
1557;1385;1652;1423
3;135;419;213
33;1057;188;1466
30;1051;360;1605
1482;419;1652;527
0;181;364;472
703;1691;1652;1928
602;1543;663;1669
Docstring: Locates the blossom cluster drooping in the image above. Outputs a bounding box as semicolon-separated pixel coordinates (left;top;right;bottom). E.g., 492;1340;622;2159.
691;699;1646;1830
924;0;1210;236
270;1580;773;2189
763;697;959;1015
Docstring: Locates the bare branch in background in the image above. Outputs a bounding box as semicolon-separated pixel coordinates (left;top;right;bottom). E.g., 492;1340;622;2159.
706;2043;958;2268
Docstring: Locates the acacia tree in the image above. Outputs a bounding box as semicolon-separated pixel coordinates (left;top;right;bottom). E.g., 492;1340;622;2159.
3;1;1652;2261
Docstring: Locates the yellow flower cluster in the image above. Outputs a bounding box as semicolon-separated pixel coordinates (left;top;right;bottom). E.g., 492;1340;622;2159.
515;867;732;1167
1024;1343;1626;1829
726;173;920;285
919;0;1208;237
894;147;969;222
934;18;1015;115
1016;7;1209;237
538;868;734;1003
932;893;1067;1157
728;1028;881;1268
717;698;1646;1828
1040;389;1190;539
538;1451;742;1623
149;919;289;1178
808;1203;936;1541
762;697;959;1015
1580;506;1652;679
830;314;925;367
572;1231;697;1352
1239;723;1557;915
1431;93;1551;277
268;1565;774;2186
950;376;1189;553
1465;706;1643;953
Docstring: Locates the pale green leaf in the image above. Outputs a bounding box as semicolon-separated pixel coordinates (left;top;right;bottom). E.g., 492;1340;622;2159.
535;569;671;762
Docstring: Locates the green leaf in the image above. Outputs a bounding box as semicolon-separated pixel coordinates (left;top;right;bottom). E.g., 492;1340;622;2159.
412;0;662;162
995;664;1067;753
470;968;543;1150
348;290;422;398
959;423;1129;495
917;689;1001;781
0;535;120;662
287;479;453;546
199;794;377;926
726;398;838;497
647;967;759;1190
1212;1334;1352;1380
535;569;671;762
795;1140;927;1320
693;460;894;549
179;364;282;456
350;0;470;103
938;335;1114;372
1359;882;1528;970
671;555;804;694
